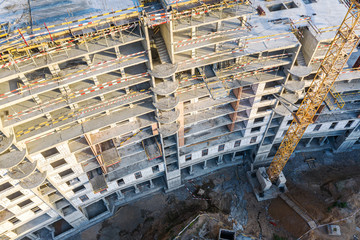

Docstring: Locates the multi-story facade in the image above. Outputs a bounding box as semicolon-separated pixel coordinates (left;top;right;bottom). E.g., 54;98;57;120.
0;0;358;239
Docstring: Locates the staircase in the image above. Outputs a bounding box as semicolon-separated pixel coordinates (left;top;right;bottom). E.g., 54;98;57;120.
297;50;307;66
154;35;171;64
198;65;229;100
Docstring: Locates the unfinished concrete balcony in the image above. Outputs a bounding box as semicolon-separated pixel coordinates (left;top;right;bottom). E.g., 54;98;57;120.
0;134;14;154
0;23;145;82
281;92;299;104
14;91;153;143
216;54;293;79
156;109;180;124
0;46;148;110
172;1;252;31
148;63;178;78
158;122;180;137
152;81;178;96
8;160;37;180
19;170;47;189
0;149;26;169
176;35;298;72
284;80;305;93
153;96;179;111
288;66;312;78
274;104;295;117
26;103;156;155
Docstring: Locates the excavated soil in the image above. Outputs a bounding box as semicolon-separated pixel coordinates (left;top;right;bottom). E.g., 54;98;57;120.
72;149;360;240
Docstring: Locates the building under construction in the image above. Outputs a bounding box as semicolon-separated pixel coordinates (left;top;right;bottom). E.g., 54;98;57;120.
0;0;359;239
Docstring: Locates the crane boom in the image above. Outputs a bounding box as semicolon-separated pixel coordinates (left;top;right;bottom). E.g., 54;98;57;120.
267;0;360;182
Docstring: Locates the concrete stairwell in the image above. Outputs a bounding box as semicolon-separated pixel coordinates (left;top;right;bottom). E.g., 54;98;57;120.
154;35;171;64
198;65;229;100
297;50;307;67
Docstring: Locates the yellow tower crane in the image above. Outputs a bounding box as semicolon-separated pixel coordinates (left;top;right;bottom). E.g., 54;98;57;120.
267;0;360;182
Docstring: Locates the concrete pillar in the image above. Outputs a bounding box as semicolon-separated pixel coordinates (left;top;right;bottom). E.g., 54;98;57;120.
319;137;327;146
26;233;38;240
83;207;90;219
18;73;29;85
305;137;313;147
191;49;195;58
120;68;126;77
149;179;154;188
214;43;219;52
116;190;124;199
203;160;207;169
48;64;61;76
92;76;100;85
115;46;121;58
125;87;130;94
239;16;247;27
216;21;222;31
134;185;140;194
231;152;236;162
103;198;110;211
84;55;92;65
189;165;193;175
191;26;196;38
217;155;224;165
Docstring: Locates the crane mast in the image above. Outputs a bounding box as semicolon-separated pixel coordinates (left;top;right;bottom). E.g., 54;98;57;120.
267;0;360;182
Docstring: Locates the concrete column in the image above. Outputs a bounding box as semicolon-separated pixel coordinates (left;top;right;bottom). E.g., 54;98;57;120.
305;137;313;147
178;102;185;146
125;87;130;94
83;207;90;219
319;137;327;146
32;94;42;105
239;16;247;27
48;64;61;76
217;155;224;165
120;68;126;77
18;73;29;85
26;233;37;240
92;76;100;85
103;198;111;211
191;49;195;58
231;152;236;162
115;46;121;58
134;185;140;194
188;165;193;175
116;190;124;199
191;26;196;38
149;179;154;188
203;160;207;169
216;21;222;31
84;55;92;65
214;43;219;52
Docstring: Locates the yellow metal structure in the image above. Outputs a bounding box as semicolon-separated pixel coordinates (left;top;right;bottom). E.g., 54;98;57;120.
267;0;360;181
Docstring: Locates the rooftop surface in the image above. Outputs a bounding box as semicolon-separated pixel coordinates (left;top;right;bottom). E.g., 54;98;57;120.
0;0;140;30
0;0;348;32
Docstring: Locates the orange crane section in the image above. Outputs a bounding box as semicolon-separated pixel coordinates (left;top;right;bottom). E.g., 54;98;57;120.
267;0;360;182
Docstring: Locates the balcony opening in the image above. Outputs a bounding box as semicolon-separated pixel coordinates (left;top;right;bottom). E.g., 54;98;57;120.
202;149;208;156
41;147;59;158
218;144;225;152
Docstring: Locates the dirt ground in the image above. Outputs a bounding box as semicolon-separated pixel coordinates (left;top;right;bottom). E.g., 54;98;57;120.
70;148;360;240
